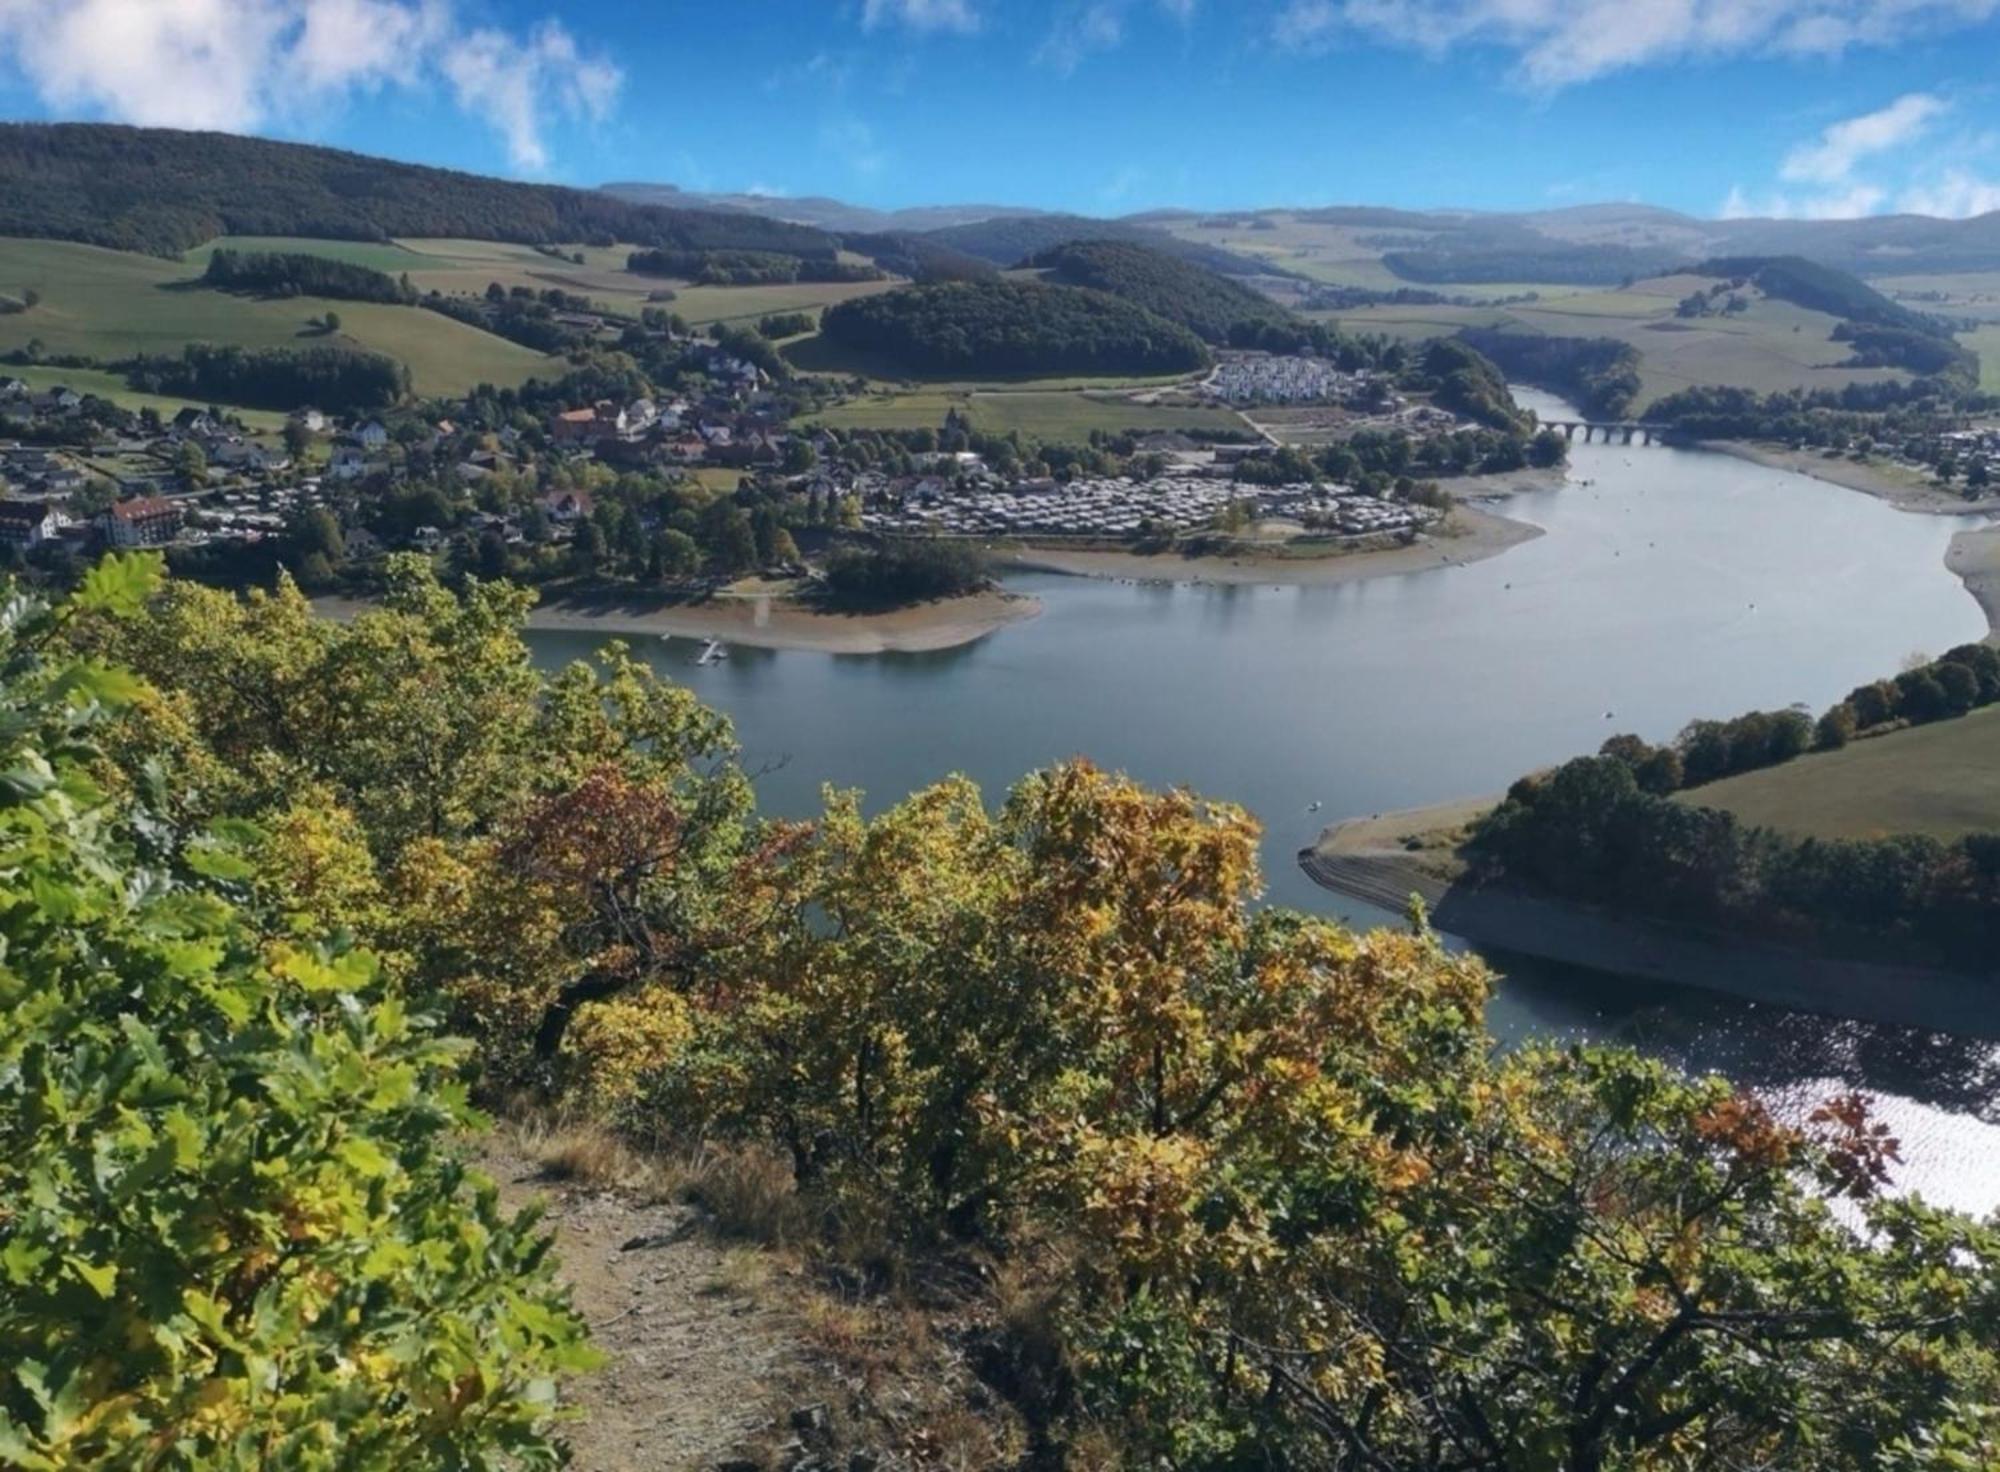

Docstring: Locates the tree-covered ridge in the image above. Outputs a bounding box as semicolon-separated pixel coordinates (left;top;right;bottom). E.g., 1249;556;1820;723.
1694;255;1950;337
126;342;410;413
920;212;1283;277
624;247;881;285
0;122;839;259
1418;337;1532;431
1458;328;1643;419
1027;238;1300;345
201;246;418;304
1385;238;1687;285
838;230;998;284
820;279;1213;377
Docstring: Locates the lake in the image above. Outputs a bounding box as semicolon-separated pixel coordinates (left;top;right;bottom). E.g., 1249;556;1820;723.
527;390;2000;1213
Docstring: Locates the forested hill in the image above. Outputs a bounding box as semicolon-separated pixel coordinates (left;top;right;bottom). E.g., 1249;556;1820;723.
0;123;839;259
820;279;1212;377
1691;255;1948;336
1027;239;1298;344
921;213;1284;278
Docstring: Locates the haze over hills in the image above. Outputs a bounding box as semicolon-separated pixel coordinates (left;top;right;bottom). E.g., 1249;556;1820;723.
599;179;2000;281
600;181;1046;236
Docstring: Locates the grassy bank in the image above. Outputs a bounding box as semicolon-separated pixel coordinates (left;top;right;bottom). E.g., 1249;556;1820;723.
1683;707;2000;840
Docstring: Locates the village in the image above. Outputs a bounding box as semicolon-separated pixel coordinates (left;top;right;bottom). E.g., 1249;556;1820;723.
857;469;1438;541
1202;352;1379;407
1;342;1457;576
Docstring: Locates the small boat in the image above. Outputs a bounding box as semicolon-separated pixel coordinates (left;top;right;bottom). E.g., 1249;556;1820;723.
696;638;728;666
1306;800;1322;813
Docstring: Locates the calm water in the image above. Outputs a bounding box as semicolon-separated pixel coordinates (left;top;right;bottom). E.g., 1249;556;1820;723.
528;390;2000;1213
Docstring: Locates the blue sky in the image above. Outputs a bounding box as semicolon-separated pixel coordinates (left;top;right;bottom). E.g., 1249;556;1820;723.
3;1;2000;220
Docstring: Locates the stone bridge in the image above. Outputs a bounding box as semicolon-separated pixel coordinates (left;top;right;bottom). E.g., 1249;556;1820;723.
1543;420;1659;446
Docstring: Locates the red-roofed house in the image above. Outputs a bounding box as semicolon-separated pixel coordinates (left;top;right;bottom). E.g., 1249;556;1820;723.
100;497;183;547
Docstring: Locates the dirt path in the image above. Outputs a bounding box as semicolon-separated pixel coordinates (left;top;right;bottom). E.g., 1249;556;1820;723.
476;1140;803;1472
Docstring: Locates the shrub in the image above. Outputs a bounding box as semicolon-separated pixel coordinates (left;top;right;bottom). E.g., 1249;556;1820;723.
822;539;990;604
0;558;595;1467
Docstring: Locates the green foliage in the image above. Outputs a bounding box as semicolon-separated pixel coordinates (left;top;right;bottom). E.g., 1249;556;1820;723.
1460;328;1643;418
756;311;817;339
624;247;880;285
0;121;836;259
822;539;990;604
1419;337;1531;431
0;557;594;1468
1028;238;1299;345
1834;321;1979;382
1472;753;2000;967
820;279;1212;378
1385;237;1684;284
921;213;1278;277
127;342;408;413
202;248;417;305
1697;255;1949;337
837;230;997;284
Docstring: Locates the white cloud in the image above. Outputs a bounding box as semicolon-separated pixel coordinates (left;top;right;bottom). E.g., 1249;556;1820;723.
861;0;981;34
1896;167;2000;217
1720;181;1889;220
1781;92;1946;184
0;0;620;172
1037;0;1200;73
1274;0;2000;89
1725;93;2000;220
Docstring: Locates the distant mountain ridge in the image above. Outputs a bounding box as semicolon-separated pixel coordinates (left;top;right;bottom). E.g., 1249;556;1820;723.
600;182;1045;236
3;123;1999;286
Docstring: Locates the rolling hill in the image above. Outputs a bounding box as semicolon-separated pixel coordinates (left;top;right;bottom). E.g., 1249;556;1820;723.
1026;239;1300;344
818;279;1212;379
922;214;1287;279
600;182;1042;236
0;237;552;398
0;123;839;259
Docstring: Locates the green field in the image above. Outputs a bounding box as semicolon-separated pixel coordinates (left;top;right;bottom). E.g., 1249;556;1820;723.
665;279;899;327
183;236;436;273
2;364;287;431
1959;325;2000;392
1316;272;1912;410
811;386;1246;439
1683;707;2000;840
0;238;557;399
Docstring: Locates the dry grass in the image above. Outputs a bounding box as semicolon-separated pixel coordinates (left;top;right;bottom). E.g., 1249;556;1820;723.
681;1143;810;1246
497;1111;685;1198
494;1108;809;1248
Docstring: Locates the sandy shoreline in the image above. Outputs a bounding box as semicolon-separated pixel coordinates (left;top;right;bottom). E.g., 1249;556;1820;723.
1945;523;2000;643
1709;439;2000;516
1001;503;1545;587
1301;803;2000;1040
317;588;1044;655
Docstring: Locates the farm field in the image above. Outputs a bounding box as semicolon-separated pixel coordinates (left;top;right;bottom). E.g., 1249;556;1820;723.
1876;271;2000;324
811;387;1246;438
664;279;899;328
0;238;556;398
392;238;665;311
186;236;662;315
1959;325;2000;392
1315;273;1914;410
1683;707;2000;841
1;363;287;431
